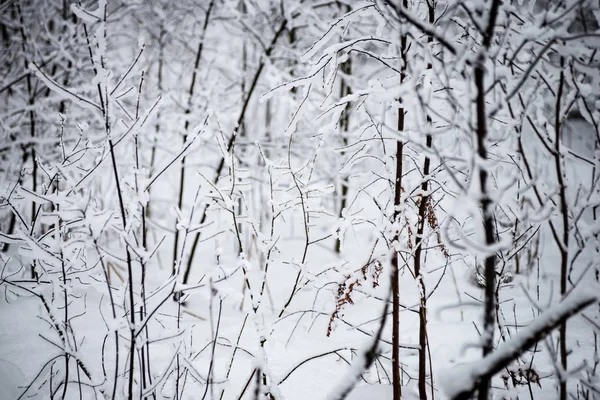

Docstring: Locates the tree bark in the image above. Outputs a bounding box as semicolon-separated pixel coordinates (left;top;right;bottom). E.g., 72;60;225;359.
474;2;501;399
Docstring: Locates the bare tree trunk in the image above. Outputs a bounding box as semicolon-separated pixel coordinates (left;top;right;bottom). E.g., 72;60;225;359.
474;2;501;399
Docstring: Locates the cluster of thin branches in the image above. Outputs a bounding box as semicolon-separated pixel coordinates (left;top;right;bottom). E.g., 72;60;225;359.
2;1;600;400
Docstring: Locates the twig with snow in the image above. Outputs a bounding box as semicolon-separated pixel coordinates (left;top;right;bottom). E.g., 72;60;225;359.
439;283;600;400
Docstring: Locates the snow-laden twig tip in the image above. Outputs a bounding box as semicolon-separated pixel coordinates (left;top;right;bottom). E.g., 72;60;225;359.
439;283;600;399
29;63;102;112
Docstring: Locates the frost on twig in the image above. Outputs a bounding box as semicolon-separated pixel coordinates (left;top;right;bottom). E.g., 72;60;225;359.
29;62;101;111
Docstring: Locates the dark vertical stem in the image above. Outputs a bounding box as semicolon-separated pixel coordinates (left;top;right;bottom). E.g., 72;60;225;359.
201;296;222;400
475;2;501;399
58;194;70;400
219;314;248;400
83;1;137;396
58;0;74;114
336;67;351;254
172;0;215;275
79;5;121;396
15;2;37;278
392;2;408;398
391;227;402;400
148;27;164;211
235;0;247;256
134;71;154;399
254;367;262;400
554;56;568;400
239;0;247;140
336;3;351;254
475;64;495;400
94;239;120;399
107;121;136;400
50;363;54;399
278;132;309;317
1;8;21;253
175;300;181;400
414;3;435;397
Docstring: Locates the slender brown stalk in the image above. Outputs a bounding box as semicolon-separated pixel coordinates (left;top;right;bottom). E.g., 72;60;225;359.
554;56;568;400
413;3;435;397
392;2;408;398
